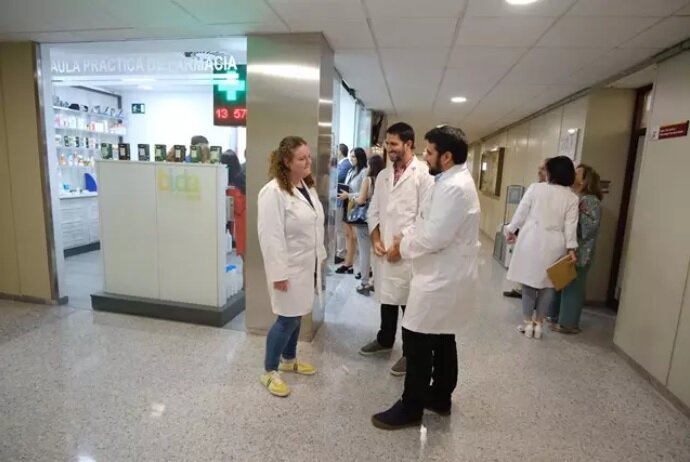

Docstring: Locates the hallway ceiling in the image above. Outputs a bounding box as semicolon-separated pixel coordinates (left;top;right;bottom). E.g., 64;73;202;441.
1;0;690;140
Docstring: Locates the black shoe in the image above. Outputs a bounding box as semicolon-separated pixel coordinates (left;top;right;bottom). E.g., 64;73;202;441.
334;256;345;264
335;265;353;274
355;272;362;280
372;400;422;430
502;289;522;299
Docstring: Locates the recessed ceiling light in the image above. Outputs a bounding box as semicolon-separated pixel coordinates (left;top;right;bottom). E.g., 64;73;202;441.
451;96;467;103
506;0;540;5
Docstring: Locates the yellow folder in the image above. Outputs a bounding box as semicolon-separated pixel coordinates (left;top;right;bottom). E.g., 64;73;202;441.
547;255;577;291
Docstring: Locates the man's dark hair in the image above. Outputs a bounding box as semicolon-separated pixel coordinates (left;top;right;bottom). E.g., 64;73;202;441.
424;125;469;165
386;122;415;147
338;143;349;158
191;135;209;145
546;156;576;187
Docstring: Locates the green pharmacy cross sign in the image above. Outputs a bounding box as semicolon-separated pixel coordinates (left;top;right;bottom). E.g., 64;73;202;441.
213;64;246;127
217;70;246;102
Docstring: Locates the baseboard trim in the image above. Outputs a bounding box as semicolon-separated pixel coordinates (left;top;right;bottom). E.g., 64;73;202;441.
0;292;68;306
91;291;245;327
613;344;690;420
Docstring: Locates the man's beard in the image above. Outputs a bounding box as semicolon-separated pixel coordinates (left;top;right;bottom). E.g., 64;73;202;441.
428;158;442;176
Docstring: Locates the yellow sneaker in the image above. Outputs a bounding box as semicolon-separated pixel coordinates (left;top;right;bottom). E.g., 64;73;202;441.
260;371;290;397
279;359;317;376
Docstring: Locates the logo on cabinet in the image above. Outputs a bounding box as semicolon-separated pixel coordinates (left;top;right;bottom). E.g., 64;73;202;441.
158;169;201;200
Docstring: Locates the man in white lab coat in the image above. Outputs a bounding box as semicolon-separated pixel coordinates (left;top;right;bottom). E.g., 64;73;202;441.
359;122;434;377
372;125;481;430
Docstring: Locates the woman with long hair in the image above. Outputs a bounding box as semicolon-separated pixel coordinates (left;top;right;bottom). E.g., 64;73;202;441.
257;136;327;397
548;164;603;334
352;154;385;295
505;156;579;340
336;147;369;274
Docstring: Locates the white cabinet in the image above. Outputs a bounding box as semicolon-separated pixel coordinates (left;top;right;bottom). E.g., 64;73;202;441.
60;195;99;250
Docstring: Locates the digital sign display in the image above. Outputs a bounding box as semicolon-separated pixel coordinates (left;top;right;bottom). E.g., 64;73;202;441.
213;64;246;127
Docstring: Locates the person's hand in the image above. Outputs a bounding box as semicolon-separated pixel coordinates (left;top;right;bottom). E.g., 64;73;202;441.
337;191;349;200
506;232;517;244
387;243;401;263
567;250;577;264
273;280;289;292
373;238;387;257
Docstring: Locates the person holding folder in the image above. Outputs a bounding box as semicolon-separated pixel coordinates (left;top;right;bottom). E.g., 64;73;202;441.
548;164;603;334
505;156;579;339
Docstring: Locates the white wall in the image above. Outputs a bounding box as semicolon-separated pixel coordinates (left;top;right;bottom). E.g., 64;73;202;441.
338;84;356;150
614;51;690;408
54;86;118;111
476;97;589;240
121;90;245;162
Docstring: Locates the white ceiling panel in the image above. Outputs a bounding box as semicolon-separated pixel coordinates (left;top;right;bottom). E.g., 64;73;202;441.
364;0;467;18
102;1;200;28
0;31;82;43
475;84;551;112
175;0;279;24
504;47;608;85
379;48;449;73
456;17;555;47
334;50;392;110
448;46;526;71
466;0;575;17
569;0;689;17
289;19;374;49
609;65;658;88
268;0;365;23
0;0;126;32
372;17;457;48
439;67;504;99
620;17;690;48
537;16;658;48
567;47;661;84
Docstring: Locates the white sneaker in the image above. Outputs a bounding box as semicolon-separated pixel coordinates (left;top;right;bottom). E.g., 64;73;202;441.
524;322;534;338
534;323;543;339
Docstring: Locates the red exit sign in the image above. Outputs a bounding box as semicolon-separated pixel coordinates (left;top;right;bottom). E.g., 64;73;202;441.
214;105;246;127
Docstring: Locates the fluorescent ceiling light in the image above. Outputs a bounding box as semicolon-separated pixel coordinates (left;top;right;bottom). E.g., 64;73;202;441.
451;96;467;103
319;98;333;105
567;128;577;134
318;122;332;127
505;0;540;5
122;78;156;82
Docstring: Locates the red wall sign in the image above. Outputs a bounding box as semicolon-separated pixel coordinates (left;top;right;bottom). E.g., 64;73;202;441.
658;121;689;140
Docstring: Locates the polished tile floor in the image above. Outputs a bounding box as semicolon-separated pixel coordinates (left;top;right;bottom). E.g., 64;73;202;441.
1;242;689;461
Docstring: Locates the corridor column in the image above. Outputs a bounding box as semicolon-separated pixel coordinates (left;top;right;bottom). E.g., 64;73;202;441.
245;33;334;340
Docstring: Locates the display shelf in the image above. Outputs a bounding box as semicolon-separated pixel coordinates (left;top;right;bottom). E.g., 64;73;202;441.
53;106;126;121
55;126;124;136
57;145;103;152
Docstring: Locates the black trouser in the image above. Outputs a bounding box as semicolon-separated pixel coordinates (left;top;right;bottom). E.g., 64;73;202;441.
377;304;406;354
401;328;458;418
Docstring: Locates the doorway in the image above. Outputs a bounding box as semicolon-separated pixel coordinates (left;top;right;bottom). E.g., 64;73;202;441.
608;85;653;308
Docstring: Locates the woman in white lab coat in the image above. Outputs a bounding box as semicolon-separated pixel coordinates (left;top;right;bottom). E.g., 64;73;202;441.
505;156;579;340
257;136;327;397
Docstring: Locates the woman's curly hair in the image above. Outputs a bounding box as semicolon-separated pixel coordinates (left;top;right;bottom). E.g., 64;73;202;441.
269;136;314;194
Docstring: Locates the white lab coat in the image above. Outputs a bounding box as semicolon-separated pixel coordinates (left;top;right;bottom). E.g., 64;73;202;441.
368;157;434;305
257;179;327;317
505;182;579;289
399;164;481;334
